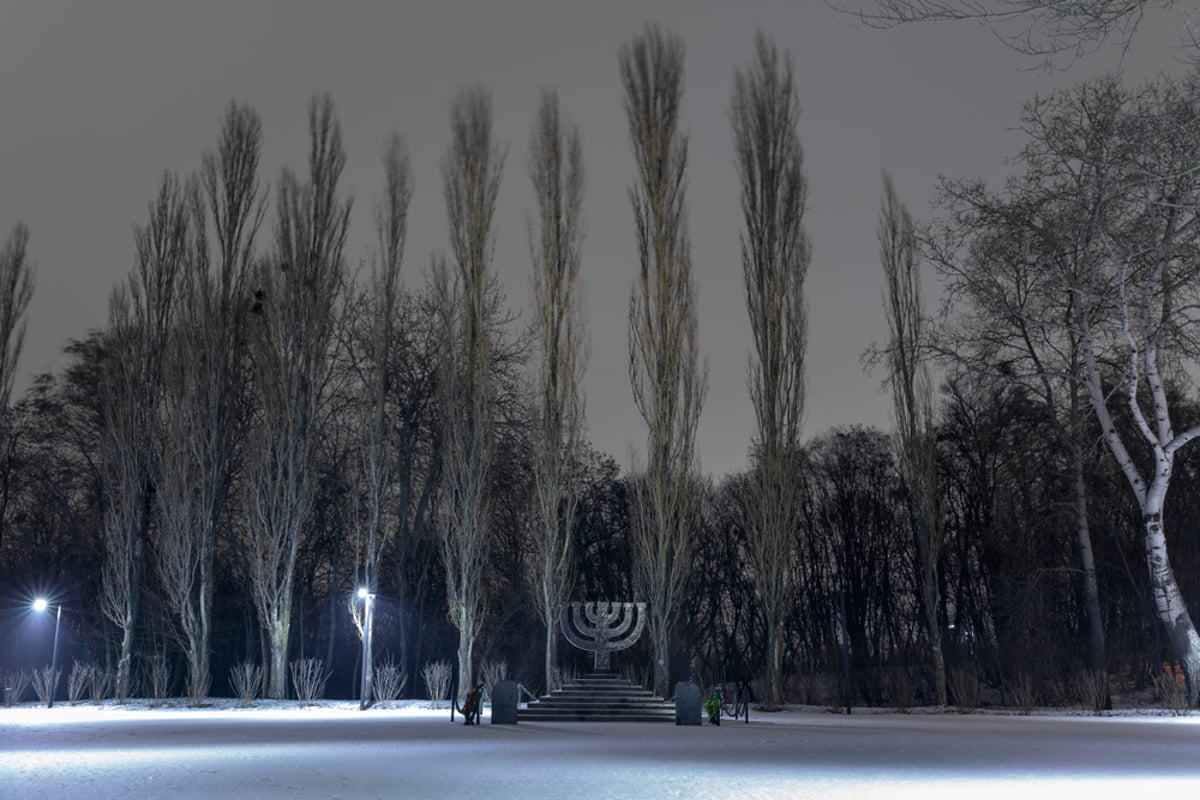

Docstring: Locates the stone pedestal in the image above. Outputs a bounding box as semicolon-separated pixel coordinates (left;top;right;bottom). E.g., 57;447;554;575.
491;680;518;724
674;681;700;726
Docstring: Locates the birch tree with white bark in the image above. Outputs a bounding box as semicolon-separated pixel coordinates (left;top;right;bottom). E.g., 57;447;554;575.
732;32;809;709
527;89;587;693
1069;73;1200;705
936;71;1200;703
620;24;707;698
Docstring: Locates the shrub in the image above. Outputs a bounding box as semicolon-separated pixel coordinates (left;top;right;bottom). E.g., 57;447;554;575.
421;660;452;709
290;658;328;705
1007;672;1037;716
1153;668;1191;716
68;661;94;705
230;662;263;708
1075;669;1109;716
948;664;980;712
30;666;60;705
373;658;407;707
89;667;113;705
480;659;508;702
3;669;31;707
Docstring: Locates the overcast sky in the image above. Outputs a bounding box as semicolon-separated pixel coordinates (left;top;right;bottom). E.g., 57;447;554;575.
0;1;1189;478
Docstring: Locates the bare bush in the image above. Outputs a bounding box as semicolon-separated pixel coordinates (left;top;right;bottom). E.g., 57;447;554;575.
30;667;60;705
145;654;171;706
480;659;508;702
229;661;263;708
790;671;835;706
90;666;113;704
68;661;94;705
4;669;31;706
1076;669;1109;715
547;663;578;694
620;662;651;691
372;658;407;707
1153;670;1191;716
422;660;452;709
290;658;329;705
948;664;980;711
1007;672;1038;716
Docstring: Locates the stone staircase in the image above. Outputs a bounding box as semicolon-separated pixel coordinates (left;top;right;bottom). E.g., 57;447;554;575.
518;672;674;722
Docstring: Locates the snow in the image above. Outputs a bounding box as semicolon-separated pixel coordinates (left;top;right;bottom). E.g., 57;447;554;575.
2;701;1199;799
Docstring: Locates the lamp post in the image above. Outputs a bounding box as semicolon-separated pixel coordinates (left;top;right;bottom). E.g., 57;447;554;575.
32;598;61;709
356;588;375;710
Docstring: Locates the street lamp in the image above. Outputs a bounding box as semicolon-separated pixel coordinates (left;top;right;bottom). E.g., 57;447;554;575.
32;598;62;709
356;588;375;710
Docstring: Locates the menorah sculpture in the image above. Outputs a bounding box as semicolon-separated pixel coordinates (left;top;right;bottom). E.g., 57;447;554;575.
560;601;646;672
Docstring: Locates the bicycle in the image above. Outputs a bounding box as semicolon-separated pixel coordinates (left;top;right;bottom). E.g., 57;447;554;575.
716;682;750;724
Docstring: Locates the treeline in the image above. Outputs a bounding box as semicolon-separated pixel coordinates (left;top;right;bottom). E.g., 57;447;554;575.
2;25;1199;710
3;363;1197;706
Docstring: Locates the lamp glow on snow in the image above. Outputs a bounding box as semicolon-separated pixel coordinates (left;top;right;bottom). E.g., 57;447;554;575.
356;588;375;710
32;597;62;708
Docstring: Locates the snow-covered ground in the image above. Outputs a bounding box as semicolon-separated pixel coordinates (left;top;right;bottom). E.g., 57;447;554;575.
2;700;1199;799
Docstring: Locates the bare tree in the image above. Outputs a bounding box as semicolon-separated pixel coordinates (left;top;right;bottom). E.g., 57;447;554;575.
878;172;947;705
732;32;810;710
620;24;707;697
929;72;1200;702
0;223;35;557
100;172;189;701
837;0;1175;61
244;94;350;699
351;132;414;704
925;168;1112;687
154;102;265;703
1068;74;1200;704
436;86;505;700
527;89;587;693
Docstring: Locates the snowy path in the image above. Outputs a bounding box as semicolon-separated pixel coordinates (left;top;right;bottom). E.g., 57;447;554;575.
2;705;1199;798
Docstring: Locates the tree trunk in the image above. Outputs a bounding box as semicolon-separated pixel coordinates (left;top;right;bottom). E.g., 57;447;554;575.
1072;442;1108;679
924;586;946;706
766;616;785;708
115;628;135;702
1144;510;1200;705
267;615;290;699
544;625;558;694
650;616;669;698
918;515;946;706
197;526;215;702
456;623;474;704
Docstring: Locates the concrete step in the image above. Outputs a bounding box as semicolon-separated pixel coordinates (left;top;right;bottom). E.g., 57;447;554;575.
519;672;674;723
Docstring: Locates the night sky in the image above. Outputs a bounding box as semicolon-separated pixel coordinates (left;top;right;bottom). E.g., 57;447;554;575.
0;0;1187;477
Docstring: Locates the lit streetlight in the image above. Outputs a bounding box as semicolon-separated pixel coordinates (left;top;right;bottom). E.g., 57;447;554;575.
356;588;375;710
32;598;62;709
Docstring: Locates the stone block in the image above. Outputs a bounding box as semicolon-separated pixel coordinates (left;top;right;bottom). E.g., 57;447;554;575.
491;679;519;724
674;681;700;726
